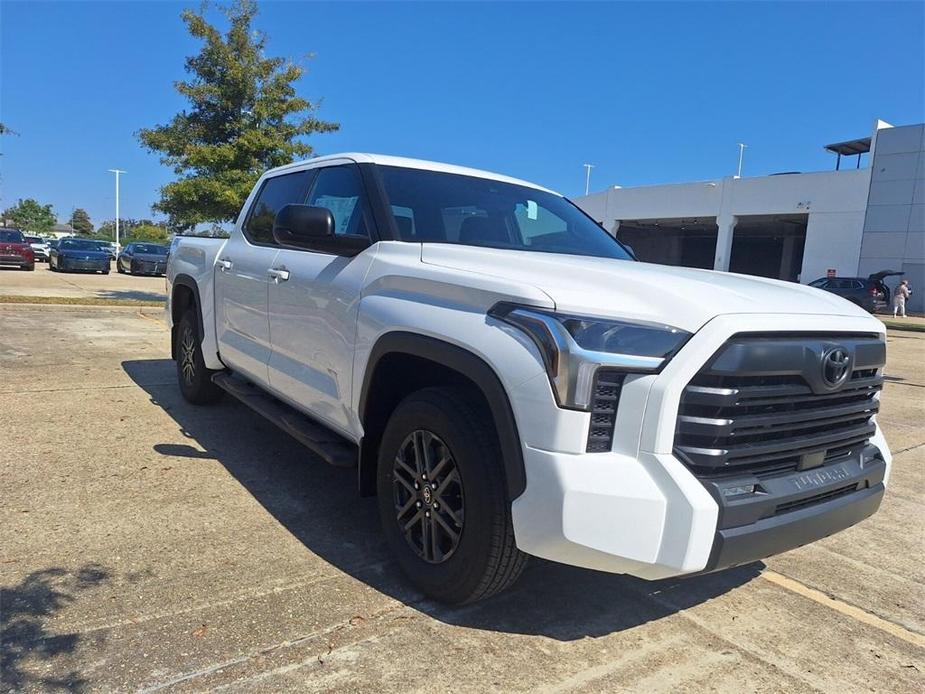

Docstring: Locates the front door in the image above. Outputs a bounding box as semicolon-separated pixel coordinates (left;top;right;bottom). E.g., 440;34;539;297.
267;164;377;437
215;169;312;385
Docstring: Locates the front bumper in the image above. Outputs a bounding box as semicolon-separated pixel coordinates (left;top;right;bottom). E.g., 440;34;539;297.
131;260;167;275
698;446;885;573
509;312;891;579
60;259;109;271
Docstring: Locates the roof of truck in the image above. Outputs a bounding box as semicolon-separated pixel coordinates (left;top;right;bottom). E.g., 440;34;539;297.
264;153;558;195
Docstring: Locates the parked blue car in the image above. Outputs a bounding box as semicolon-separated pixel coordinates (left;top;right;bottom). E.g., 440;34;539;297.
49;238;111;274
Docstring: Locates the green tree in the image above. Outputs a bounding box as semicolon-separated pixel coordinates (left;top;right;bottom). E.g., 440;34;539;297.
70;208;94;235
128;224;169;243
2;198;56;235
137;0;338;231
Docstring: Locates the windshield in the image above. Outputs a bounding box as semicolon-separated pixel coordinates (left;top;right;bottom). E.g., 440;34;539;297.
377;166;633;260
60;239;106;251
133;244;168;255
0;230;25;243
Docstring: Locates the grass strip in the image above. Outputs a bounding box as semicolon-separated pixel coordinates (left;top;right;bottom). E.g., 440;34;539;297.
880;318;925;333
0;294;164;307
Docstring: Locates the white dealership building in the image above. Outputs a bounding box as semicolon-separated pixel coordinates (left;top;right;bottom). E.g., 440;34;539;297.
575;119;925;312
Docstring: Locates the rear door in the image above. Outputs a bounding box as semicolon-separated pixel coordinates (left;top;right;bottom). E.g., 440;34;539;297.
214;170;312;386
266;163;378;437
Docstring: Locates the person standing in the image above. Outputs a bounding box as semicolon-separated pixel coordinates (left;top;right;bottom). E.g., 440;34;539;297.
893;279;911;317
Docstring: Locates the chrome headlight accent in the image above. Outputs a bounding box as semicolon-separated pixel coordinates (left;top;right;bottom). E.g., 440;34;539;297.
490;303;690;410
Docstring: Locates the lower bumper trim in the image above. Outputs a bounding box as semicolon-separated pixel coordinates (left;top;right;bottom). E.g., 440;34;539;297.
703;484;884;573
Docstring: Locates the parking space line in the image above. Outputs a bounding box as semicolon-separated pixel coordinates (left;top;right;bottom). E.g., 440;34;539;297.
760;570;925;649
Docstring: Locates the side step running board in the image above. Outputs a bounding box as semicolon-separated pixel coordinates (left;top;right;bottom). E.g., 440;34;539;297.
212;372;357;468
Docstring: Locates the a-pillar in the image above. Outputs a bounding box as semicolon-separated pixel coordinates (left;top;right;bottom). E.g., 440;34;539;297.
713;214;737;272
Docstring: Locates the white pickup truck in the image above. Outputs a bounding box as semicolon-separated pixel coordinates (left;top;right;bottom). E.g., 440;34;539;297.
166;153;891;604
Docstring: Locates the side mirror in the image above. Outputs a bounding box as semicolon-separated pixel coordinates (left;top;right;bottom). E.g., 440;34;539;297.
273;204;369;256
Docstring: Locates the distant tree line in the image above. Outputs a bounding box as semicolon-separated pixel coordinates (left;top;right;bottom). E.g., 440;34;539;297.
96;219;170;243
2;198;171;243
2;199;56;234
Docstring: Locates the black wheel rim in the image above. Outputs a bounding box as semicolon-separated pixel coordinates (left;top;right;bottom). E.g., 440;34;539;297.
179;325;196;385
392;430;464;564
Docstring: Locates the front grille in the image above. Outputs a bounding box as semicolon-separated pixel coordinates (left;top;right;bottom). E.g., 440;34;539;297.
67;260;106;270
135;260;166;273
586;370;625;452
674;334;884;478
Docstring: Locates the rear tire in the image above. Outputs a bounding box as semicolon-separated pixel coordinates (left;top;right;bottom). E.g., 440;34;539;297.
377;387;526;604
176;309;223;405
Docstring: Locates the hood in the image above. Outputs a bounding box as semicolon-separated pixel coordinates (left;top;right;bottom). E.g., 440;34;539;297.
421;245;872;333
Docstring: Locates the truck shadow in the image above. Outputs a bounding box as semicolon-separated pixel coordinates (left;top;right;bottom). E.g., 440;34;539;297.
123;358;761;641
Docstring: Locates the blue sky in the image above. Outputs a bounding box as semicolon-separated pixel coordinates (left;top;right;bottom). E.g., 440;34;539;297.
1;1;923;226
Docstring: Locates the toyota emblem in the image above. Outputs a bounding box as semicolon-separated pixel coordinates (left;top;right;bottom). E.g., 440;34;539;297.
822;347;851;388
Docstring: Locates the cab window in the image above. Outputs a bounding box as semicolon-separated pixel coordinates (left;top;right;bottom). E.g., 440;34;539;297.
306;165;372;238
243;170;312;246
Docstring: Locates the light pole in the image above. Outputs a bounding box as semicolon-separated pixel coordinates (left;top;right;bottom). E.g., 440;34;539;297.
583;163;595;196
107;169;126;249
736;144;747;178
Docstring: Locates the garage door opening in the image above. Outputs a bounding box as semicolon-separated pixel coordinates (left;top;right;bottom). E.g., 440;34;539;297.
615;217;718;269
729;214;808;282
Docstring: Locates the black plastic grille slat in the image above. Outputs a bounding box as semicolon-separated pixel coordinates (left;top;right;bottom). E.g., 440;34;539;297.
677;398;880;438
586;371;625;453
775;483;860;514
674;334;884;477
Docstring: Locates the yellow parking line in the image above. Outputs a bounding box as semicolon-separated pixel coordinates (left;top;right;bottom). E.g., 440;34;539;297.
760;570;925;649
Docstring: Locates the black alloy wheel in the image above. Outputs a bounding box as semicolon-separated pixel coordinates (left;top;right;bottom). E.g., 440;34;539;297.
392;429;464;564
376;387;527;604
175;309;223;405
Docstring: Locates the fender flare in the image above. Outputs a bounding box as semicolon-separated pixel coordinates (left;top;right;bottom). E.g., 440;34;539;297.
359;332;527;501
170;274;205;359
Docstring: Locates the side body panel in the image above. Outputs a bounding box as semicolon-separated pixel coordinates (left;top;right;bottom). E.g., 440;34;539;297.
213;232;279;385
267;245;379;437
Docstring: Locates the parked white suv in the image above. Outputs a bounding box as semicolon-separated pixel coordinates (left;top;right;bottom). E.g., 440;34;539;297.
166;154;890;603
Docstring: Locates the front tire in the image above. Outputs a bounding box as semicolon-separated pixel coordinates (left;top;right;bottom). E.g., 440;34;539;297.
377;387;526;604
175;309;223;405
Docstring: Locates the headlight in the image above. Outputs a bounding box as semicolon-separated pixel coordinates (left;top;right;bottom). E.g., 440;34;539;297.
489;303;690;410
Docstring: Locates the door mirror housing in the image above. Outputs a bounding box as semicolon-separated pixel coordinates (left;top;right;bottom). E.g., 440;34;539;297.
273;204;369;256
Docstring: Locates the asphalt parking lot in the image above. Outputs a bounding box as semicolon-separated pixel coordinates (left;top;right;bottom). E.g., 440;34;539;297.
0;263;167;303
1;297;923;691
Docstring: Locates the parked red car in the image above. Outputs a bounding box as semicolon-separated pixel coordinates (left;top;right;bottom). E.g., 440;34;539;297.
0;228;35;271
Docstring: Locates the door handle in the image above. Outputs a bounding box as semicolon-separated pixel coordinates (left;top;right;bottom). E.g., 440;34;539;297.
218;258;233;271
268;267;290;283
